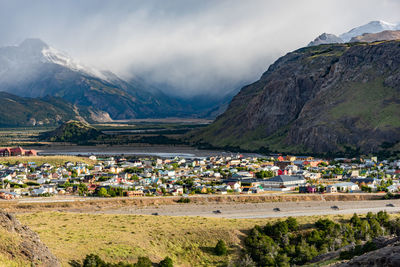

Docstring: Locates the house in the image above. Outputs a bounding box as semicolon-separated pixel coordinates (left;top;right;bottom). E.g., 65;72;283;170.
333;182;359;192
227;181;241;192
261;175;306;189
0;190;19;199
126;190;144;197
299;185;317;193
241;187;252;194
326;185;338;193
350;177;378;186
387;184;399;193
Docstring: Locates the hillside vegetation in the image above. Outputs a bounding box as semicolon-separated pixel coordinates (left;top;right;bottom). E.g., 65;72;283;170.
0;92;85;127
40;120;102;143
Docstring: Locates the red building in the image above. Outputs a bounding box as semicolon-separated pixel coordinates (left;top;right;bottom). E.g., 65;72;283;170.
0;147;37;157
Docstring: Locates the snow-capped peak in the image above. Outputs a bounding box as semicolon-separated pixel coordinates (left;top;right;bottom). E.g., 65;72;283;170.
40;45;109;81
339;20;398;42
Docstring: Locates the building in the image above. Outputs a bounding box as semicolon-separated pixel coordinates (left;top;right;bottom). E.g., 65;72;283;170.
333;182;360;192
261;175;306;190
0;147;37;157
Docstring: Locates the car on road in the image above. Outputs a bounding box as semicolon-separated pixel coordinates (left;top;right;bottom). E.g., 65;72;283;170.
213;210;222;214
151;212;159;216
273;208;281;212
331;206;339;210
386;203;395;207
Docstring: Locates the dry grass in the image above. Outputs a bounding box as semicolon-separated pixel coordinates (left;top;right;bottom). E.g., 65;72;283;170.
17;212;358;267
0;228;30;267
0;155;96;166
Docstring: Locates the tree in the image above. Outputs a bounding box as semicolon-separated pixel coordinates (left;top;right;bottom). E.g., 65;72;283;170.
214;239;228;256
82;254;105;267
98;187;108;197
286;217;298;231
158;256;173;267
78;183;88;196
135;256;152;267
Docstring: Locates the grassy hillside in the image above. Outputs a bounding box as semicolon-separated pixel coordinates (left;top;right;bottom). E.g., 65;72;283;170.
17;212;359;267
0;92;83;127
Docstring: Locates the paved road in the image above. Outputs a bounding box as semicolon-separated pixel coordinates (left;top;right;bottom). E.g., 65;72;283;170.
97;199;400;219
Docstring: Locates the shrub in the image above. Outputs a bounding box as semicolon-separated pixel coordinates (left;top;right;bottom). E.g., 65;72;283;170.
158;256;173;267
214;239;228;256
176;197;190;203
135;256;152;267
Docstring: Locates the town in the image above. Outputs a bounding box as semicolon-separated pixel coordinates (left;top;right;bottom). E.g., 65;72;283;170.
1;149;399;200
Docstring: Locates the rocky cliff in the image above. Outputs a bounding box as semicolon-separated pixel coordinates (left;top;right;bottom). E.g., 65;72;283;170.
192;41;400;154
0;211;60;266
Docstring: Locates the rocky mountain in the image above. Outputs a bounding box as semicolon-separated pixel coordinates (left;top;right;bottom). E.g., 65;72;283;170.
350;30;400;43
0;211;60;266
309;20;400;47
191;40;400;154
0;92;106;127
308;33;344;46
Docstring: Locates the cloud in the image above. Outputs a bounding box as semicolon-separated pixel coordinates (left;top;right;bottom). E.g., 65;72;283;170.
0;0;399;97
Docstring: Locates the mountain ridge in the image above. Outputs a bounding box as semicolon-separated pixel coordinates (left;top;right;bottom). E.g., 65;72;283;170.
191;40;400;154
0;38;232;123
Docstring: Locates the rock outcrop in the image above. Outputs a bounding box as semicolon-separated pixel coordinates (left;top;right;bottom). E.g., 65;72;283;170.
308;33;343;46
0;211;60;266
192;41;400;154
336;241;400;266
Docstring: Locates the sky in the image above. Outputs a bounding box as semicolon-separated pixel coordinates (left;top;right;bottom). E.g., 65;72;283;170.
0;0;399;97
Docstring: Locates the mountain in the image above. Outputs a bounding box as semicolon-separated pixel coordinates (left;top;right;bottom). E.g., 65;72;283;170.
308;33;343;47
309;20;400;47
0;92;105;127
191;41;400;154
340;20;399;42
350;30;400;43
0;38;195;120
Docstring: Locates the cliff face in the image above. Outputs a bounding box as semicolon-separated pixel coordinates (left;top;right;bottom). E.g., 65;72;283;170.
193;41;400;154
0;211;60;266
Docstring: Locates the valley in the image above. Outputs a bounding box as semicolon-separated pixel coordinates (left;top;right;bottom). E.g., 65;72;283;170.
1;8;400;267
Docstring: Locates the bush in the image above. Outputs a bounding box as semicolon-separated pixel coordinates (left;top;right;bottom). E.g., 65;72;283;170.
158;256;173;267
176;197;190;203
82;254;105;267
214;239;228;256
135;256;152;267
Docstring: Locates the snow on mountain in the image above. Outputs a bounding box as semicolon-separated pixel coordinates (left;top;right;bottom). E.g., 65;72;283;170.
41;45;108;81
339;20;398;42
0;38;108;82
308;33;343;47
